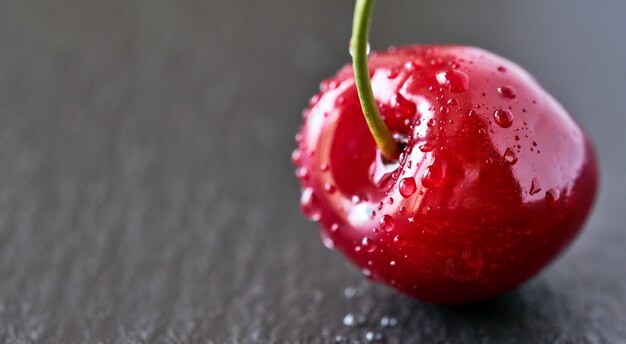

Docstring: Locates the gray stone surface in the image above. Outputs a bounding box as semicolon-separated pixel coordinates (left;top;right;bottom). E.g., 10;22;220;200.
0;0;624;342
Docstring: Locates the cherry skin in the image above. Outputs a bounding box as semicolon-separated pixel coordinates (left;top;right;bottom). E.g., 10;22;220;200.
293;45;598;305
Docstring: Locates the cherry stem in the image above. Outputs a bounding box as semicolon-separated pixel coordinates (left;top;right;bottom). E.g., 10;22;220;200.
351;0;401;161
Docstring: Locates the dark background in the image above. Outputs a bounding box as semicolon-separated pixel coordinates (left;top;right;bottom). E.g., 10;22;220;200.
0;0;624;342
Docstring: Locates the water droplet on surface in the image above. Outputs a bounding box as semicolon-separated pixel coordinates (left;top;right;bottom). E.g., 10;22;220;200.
343;313;356;327
291;149;301;165
344;286;357;299
349;41;370;57
296;167;309;180
362;237;377;253
330;223;340;234
309;94;321;106
503;148;518;165
419;142;435;152
529;177;542;195
370;151;400;187
436;70;470;93
399;177;417;198
322;233;335;249
380;316;398;327
387;67;400;79
391;93;416;118
498;86;516;99
393;235;405;247
300;188;321;221
427;118;437;127
389;260;396;266
493;109;514;128
380;215;396;232
320;163;329;171
365;331;384;342
421;159;446;188
545;188;560;207
324;183;336;194
404;61;422;71
327;80;340;90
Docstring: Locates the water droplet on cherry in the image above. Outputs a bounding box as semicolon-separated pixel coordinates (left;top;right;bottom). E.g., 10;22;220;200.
393;235;405;247
362;237;377;253
296;167;310;180
404;61;422;71
324;183;336;194
391;93;416;118
545;188;560;207
300;187;321;221
422;159;446;188
322;233;335;249
387;67;400;79
494;109;514;128
419;142;435;152
308;94;320;107
380;215;396;232
399;177;417;198
498;86;516;99
436;70;469;93
529;177;542;195
503;148;518;165
291;149;301;165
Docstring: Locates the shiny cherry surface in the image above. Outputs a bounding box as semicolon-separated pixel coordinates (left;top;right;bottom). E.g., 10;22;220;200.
293;45;598;304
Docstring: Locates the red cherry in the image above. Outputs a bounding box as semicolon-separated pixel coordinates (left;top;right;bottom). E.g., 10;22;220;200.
293;45;598;304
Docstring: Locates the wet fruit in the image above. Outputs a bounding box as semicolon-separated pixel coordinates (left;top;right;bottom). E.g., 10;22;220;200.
293;1;598;304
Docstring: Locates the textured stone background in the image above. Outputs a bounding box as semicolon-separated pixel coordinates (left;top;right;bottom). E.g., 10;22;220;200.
0;0;624;342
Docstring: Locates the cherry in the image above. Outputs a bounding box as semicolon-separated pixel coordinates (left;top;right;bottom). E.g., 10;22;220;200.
293;0;598;304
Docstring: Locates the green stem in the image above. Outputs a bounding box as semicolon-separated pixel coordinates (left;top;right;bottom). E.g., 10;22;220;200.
351;0;400;161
